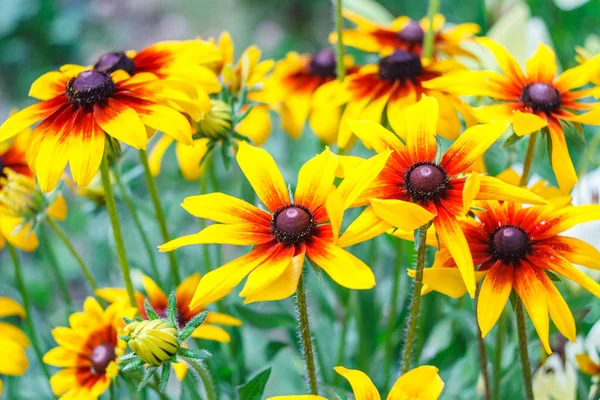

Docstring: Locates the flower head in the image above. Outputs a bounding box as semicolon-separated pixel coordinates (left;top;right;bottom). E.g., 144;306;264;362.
0;297;29;395
43;297;136;399
344;96;545;297
159;142;391;305
423;39;600;192
331;9;480;60
0;66;194;192
125;319;179;366
420;200;600;353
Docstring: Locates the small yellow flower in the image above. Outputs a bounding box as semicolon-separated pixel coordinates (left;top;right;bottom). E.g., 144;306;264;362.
0;297;29;395
125;319;180;366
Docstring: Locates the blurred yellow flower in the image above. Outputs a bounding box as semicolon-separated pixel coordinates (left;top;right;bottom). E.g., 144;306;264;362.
0;297;29;396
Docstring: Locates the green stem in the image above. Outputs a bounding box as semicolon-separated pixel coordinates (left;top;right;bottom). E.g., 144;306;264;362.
7;244;53;386
296;273;319;395
382;246;403;388
423;0;442;59
493;312;506;399
519;131;538;187
332;296;350;386
515;298;534;400
39;226;73;316
400;225;428;373
100;155;137;309
139;149;180;286
186;359;218;400
45;218;100;296
113;169;162;287
475;288;492;400
334;0;346;81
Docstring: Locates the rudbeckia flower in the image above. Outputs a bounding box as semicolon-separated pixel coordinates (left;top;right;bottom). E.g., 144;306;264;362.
159;142;392;305
423;39;600;192
331;9;480;60
43;297;136;400
344;96;545;297
0;297;29;395
267;365;444;400
0;67;194;192
266;49;359;144
319;50;473;149
420;200;600;353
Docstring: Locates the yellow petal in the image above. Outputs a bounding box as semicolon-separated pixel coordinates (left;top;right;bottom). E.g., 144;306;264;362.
337;150;392;209
475;37;525;84
94;100;147;150
404;95;439;162
158;222;272;251
148;135;175;176
0;323;29;348
0;297;25;318
294;148;339;211
539;274;576;342
412;267;486;299
338;206;392;248
547;122;577;193
326;188;344;242
0;215;39;252
554;52;600;92
0;338;28;376
476;175;546;205
190;324;231;343
477;264;513;337
549;236;600;271
181;193;270;225
239;245;295;299
525;44;557;83
176;138;209;181
370;198;435;232
205;312;242;327
142;275;167;305
462;173;481;214
47;195;68;221
387;365;444;400
237;105;272;146
512;111;547;136
349;119;406;155
333;366;381;400
309;106;340;145
547;250;600;298
172;361;188;381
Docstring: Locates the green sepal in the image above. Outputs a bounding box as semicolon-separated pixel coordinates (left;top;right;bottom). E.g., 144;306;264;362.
234;104;254;125
144;299;159;321
123;317;134;324
138;366;158;391
167;291;177;328
119;335;130;342
118;352;139;362
179;347;212;360
546;270;562;282
121;358;144;373
179;312;208;342
159;361;171;392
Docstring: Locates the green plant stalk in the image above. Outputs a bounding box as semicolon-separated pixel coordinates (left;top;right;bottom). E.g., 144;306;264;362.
100;155;137;309
515;298;534;400
423;0;442;59
382;245;403;388
519;131;538;187
400;225;428;373
186;359;218;400
296;273;319;395
332;298;349;386
7;243;53;385
113;169;162;287
334;0;346;81
139;149;180;286
39;225;74;316
475;288;492;400
493;311;506;399
45;217;100;296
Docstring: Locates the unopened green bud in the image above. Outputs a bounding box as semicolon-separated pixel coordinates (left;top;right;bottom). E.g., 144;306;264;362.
124;320;179;366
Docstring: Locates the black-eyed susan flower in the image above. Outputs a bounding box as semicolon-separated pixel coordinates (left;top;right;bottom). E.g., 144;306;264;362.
419;200;600;353
343;96;545;297
43;297;136;399
423;39;600;192
0;297;29;395
267;365;444;400
0;169;67;252
159;142;392;305
331;9;480;60
318;50;473;149
266;49;359;144
0;66;194;192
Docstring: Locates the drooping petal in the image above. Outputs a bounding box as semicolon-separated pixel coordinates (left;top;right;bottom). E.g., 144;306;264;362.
68;110;106;187
336;150;392;209
338;206;392;248
370;198;435;232
349;119;407;155
47;195;68;221
544;249;600;298
93;99;147;149
414;267;486;299
326;189;344;242
540;236;600;271
387;365;444;400
0;215;39;252
477;263;513;337
148;135;174;176
512;111;548;136
537;272;576;342
309;106;340;145
525;44;557;84
333;366;381;400
476;176;546;205
142;275;168;306
236;141;290;211
239;245;295;300
175;138;209;181
441;121;510;175
0;298;25;318
547;119;577;193
0;338;28;376
181;193;271;225
237;105;272;146
294;148;338;211
0;97;67;142
205;312;243;327
476;37;526;86
190;325;231;343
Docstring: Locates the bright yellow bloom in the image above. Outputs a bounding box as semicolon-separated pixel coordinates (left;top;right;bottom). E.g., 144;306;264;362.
331;9;479;60
420;200;600;353
345;96;544;297
268;365;444;400
0;297;29;395
159;142;391;305
424;39;600;192
496;168;571;208
43;297;136;400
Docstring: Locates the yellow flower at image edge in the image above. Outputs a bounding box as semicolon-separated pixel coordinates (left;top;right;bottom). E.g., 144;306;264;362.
43;297;136;399
268;365;444;400
125;320;179;366
0;297;29;395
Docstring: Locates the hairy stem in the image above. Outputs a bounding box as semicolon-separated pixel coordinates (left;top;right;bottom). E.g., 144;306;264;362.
186;359;218;400
296;273;319;395
519;131;538;186
515;298;534;400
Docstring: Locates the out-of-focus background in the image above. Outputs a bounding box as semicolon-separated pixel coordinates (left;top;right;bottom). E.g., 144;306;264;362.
1;0;599;399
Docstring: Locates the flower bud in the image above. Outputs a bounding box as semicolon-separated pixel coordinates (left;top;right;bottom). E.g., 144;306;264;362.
124;320;179;366
194;100;233;139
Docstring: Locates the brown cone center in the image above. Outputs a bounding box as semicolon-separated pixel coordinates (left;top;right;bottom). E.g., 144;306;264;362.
491;226;530;263
94;52;136;75
397;21;425;44
521;82;561;113
271;205;316;245
66;70;115;107
91;343;116;375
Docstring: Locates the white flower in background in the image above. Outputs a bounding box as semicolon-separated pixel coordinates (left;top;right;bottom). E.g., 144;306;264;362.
533;353;577;400
570;319;600;399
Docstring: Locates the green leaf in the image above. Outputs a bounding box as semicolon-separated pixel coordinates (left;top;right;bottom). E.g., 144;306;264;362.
144;299;159;320
265;341;287;361
123;317;134;324
159;362;171;392
179;347;212;360
168;292;177;328
232;305;296;330
138;366;158;391
546;270;562;282
509;291;518;312
180;312;208;342
236;367;272;400
502;132;523;148
121;358;144;373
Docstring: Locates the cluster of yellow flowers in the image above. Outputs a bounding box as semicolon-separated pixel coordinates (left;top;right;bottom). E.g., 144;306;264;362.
1;6;600;400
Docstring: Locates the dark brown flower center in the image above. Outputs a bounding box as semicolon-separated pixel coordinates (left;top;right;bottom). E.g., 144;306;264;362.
66;70;115;107
271;205;316;244
309;48;337;78
378;50;423;81
490;226;530;264
404;162;448;202
0;157;5;180
521;83;561;113
397;21;424;44
90;343;116;375
94;52;136;75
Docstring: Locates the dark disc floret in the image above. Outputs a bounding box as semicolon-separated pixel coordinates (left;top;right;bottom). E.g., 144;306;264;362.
271;204;316;245
309;48;337;78
94;51;136;75
66;70;115;107
90;342;116;375
378;50;423;81
489;225;530;264
520;82;561;113
397;21;425;44
404;162;449;202
0;157;5;180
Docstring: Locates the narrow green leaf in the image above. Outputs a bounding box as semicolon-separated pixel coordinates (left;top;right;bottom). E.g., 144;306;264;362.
159;361;171;392
236;367;272;400
546;270;562;282
137;366;158;391
121;359;144;372
144;299;159;320
168;292;177;328
180;312;208;342
179;347;212;360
